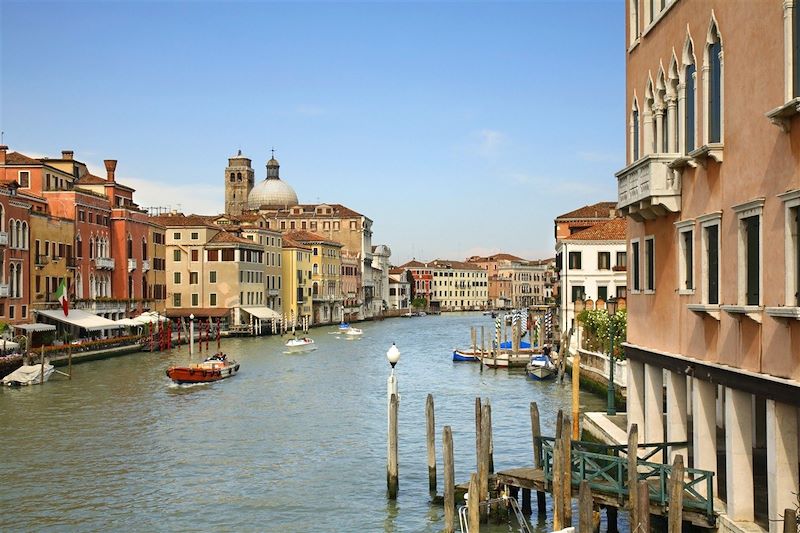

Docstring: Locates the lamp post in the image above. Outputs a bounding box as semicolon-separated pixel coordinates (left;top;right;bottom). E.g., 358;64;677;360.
189;313;195;356
386;343;400;499
606;298;618;415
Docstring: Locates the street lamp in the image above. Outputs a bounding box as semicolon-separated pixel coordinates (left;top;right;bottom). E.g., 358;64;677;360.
606;298;618;415
386;343;400;499
189;313;195;356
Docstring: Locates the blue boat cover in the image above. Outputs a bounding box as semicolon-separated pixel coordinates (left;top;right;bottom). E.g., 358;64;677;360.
499;340;531;349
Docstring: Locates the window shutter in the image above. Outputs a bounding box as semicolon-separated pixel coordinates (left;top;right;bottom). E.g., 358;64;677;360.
707;226;719;305
745;216;760;305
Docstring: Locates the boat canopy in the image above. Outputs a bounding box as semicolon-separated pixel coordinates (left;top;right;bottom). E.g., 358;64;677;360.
238;306;281;320
36;309;124;331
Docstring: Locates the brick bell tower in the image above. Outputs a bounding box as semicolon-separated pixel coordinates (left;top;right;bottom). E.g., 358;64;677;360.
224;150;254;215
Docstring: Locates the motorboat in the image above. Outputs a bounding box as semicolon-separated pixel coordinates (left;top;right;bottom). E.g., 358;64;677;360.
526;353;556;381
343;327;363;337
285;336;316;353
166;353;239;384
452;349;481;362
2;363;55;386
338;322;350;331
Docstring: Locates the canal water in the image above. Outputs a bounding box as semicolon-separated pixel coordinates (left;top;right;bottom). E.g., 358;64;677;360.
0;312;613;532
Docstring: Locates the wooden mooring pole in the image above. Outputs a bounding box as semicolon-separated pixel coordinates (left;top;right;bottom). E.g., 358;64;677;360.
627;424;639;530
426;394;436;493
784;508;798;533
479;402;491;522
637;479;650;533
578;480;593;533
486;400;494;474
475;397;482;470
667;454;684;533
387;393;399;499
443;425;455;533
562;414;572;527
468;472;480;533
572;352;581;439
530;401;546;514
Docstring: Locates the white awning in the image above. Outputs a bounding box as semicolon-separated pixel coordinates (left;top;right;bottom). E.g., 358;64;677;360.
14;323;57;332
132;312;167;325
36;309;124;331
115;318;142;327
0;340;20;350
239;306;281;320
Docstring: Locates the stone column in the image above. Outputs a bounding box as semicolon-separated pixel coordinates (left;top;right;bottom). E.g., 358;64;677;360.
654;108;665;153
666;97;677;153
666;371;688;463
644;364;664;459
692;378;717;495
627;359;645;442
767;400;799;533
677;83;686;153
725;387;754;521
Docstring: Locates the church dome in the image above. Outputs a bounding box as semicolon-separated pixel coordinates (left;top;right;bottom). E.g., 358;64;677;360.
247;155;298;209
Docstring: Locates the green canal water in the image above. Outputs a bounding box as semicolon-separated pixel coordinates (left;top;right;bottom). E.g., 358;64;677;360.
0;312;617;532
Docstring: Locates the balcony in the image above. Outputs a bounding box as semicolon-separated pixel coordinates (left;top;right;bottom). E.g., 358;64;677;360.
141;259;151;272
66;257;79;269
94;257;115;270
268;288;280;296
0;284;8;297
128;258;137;272
35;254;49;267
0;232;7;246
616;153;682;222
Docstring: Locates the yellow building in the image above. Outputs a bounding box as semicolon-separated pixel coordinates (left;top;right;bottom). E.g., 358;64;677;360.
30;212;74;310
150;213;266;328
281;236;313;326
285;230;343;324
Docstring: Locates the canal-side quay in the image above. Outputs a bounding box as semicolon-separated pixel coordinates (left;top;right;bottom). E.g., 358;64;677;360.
0;312;611;533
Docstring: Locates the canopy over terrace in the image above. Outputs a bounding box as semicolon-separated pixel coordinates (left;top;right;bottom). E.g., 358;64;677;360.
36;309;124;337
238;306;281;321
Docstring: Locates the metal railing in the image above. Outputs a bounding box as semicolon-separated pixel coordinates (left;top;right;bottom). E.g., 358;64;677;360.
537;436;714;520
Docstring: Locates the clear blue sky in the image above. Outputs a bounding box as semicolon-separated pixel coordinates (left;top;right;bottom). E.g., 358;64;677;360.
1;0;624;264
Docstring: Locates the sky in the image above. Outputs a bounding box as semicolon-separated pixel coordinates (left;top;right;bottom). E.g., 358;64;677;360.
1;0;624;265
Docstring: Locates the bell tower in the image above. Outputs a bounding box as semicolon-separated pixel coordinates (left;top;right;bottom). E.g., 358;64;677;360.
225;150;254;215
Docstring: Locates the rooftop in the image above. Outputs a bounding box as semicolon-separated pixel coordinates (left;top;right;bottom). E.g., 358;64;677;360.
563;217;627;241
555;201;618;220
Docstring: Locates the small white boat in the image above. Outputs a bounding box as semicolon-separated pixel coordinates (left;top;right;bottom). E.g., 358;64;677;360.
2;363;55;386
343;327;363;337
285;337;316;353
526;353;556;381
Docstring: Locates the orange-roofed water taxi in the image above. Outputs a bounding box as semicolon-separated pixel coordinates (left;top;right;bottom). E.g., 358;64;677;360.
166;353;239;384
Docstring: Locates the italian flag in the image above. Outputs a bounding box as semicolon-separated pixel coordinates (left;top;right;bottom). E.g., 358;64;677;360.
55;279;69;316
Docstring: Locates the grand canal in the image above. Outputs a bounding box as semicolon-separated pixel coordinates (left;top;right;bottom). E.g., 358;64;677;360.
0;312;612;532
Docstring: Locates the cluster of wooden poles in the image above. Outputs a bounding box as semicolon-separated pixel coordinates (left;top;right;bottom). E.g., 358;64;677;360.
144;318;222;353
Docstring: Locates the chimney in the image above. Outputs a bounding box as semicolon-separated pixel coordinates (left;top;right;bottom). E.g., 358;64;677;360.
61;150;74;160
104;159;117;182
0;145;7;165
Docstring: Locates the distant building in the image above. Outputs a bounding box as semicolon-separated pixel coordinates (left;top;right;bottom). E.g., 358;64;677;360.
285;230;343;325
280;235;313;326
388;268;410;310
396;259;487;312
467;254;554;309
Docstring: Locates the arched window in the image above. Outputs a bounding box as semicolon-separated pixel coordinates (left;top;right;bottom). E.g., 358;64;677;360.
127;235;133;258
656;69;668;153
667;54;680;153
237;172;242;182
645;77;656;155
229;172;235;182
15;220;21;250
76;235;83;258
706;17;723;144
21;221;28;249
631;97;640;162
683;37;697;153
89;237;95;259
142;238;148;260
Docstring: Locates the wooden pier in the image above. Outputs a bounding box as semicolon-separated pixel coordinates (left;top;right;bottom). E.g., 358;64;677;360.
432;398;717;532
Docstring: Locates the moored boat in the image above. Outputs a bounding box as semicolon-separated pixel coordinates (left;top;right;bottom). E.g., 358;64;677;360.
526;354;556;380
166;353;239;384
481;351;509;369
452;349;481;362
2;363;55;386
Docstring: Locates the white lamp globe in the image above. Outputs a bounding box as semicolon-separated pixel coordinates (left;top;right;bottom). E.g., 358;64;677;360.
387;343;400;368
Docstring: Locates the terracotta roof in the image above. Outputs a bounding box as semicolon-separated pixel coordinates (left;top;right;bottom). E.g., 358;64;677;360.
564;217;627;241
207;231;260;247
4;152;42;165
389;267;405;275
284;230;343;247
556;202;617;220
149;213;219;229
76;173;107;185
430;259;483;271
397;260;426;269
282;236;312;250
256;203;366;219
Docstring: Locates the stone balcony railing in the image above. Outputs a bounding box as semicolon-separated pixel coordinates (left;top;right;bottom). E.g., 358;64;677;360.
141;259;151;272
0;232;7;246
94;257;115;270
128;258;137;272
268;288;280;296
0;284;8;298
616;153;682;221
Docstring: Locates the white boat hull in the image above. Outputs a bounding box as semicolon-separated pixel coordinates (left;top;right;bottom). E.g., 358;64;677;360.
2;364;55;386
